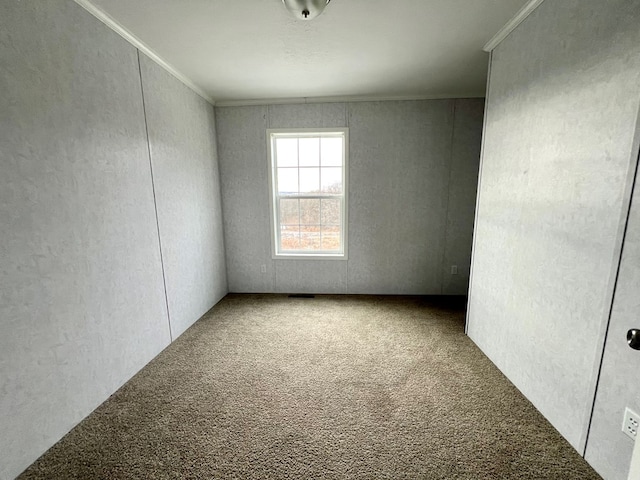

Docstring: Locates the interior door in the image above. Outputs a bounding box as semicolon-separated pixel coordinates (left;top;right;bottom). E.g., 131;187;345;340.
630;436;640;480
584;153;640;480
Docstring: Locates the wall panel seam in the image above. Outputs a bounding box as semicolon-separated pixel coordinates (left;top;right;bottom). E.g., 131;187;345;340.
72;0;214;105
136;50;174;342
440;100;457;295
210;106;230;293
212;107;232;291
267;106;277;292
465;50;492;334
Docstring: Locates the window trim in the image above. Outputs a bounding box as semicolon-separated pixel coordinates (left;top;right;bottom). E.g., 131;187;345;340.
267;128;349;260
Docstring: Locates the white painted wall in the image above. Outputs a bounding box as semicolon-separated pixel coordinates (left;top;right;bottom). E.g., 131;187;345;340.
467;0;640;467
216;99;484;295
0;2;227;478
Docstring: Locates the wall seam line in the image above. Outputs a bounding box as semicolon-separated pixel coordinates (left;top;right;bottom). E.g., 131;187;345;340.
137;50;174;343
439;100;457;295
465;50;492;335
267;105;277;293
211;106;231;294
73;0;215;105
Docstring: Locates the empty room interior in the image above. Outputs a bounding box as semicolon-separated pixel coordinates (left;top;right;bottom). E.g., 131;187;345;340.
2;0;640;479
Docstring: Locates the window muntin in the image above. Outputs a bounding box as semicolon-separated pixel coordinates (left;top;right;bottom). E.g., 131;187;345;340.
268;129;348;258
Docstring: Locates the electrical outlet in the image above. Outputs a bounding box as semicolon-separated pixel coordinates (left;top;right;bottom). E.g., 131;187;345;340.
623;407;639;440
451;265;458;275
260;264;267;274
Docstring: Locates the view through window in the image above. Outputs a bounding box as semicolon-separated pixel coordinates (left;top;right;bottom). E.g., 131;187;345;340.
268;129;348;257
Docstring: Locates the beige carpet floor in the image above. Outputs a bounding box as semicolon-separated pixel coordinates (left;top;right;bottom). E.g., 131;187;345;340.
20;294;601;479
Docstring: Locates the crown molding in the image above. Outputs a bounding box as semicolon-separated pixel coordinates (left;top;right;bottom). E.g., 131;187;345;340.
73;0;215;105
215;93;484;108
483;0;545;52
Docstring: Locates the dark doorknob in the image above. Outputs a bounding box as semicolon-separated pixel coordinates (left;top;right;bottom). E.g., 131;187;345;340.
628;329;640;350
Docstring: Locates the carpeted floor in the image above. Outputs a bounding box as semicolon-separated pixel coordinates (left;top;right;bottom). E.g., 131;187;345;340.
20;294;601;479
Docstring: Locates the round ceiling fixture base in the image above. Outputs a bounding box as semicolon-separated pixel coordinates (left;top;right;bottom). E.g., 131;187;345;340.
281;0;331;20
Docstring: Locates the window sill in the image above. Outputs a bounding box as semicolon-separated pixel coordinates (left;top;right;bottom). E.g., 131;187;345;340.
272;253;348;261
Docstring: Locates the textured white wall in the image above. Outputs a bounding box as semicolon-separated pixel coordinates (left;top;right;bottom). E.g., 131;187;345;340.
0;2;228;478
0;2;170;478
216;100;483;295
467;0;640;463
139;55;227;339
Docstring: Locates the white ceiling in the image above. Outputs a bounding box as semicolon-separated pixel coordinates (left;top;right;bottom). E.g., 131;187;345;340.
87;0;529;104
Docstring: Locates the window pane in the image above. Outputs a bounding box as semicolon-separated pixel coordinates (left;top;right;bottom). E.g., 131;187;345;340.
277;168;298;194
321;226;341;251
300;199;320;225
280;198;299;225
280;226;300;250
299;229;321;250
299;137;320;167
321;198;340;225
320;167;342;193
299;167;320;193
321;137;342;166
276;138;297;167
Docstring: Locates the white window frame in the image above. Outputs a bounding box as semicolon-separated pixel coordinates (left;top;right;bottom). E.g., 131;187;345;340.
267;128;348;260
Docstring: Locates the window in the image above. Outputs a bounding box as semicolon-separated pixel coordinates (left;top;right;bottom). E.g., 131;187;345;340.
267;128;348;258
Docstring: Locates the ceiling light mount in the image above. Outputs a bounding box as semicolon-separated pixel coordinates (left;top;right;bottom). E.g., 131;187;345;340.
282;0;331;20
